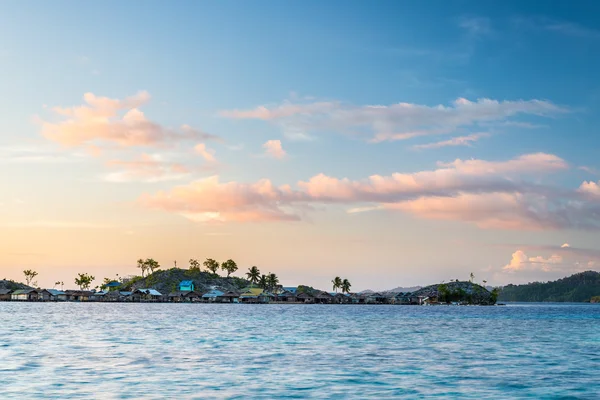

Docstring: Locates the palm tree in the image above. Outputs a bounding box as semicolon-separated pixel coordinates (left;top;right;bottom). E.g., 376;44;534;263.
258;274;268;289
246;266;260;285
267;273;279;293
341;279;351;294
137;259;146;277
332;276;342;292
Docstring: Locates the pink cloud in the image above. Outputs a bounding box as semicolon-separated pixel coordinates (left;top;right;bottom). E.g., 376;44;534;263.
139;152;600;229
40;92;219;149
579;180;600;197
263;140;287;159
194;143;216;163
139;176;306;222
105;154;190;183
502;250;563;273
298;153;567;202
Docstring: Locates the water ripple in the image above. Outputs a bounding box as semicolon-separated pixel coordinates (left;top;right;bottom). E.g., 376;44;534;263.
0;303;598;399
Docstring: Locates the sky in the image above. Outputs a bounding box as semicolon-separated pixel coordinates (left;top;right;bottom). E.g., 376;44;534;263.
1;0;600;291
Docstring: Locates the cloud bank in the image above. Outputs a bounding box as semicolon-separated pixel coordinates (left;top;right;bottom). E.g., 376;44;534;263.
139;152;600;230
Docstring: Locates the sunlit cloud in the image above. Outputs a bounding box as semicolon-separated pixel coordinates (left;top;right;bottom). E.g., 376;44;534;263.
194;143;217;163
139;152;600;230
139;176;306;222
40;91;220;149
578;180;600;197
263;139;286;159
104;153;190;183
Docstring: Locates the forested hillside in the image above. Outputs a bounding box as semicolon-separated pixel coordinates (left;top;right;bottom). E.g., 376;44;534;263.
498;271;600;302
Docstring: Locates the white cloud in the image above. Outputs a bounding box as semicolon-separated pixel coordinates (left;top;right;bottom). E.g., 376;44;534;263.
221;97;567;144
412;133;489;150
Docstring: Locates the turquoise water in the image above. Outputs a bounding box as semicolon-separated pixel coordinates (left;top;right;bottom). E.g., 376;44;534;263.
0;303;598;399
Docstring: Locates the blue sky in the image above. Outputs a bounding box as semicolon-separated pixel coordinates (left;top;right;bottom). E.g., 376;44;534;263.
1;1;599;290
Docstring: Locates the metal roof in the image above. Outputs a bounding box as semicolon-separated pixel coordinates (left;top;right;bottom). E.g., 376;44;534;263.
46;289;66;296
179;280;194;286
135;288;162;296
202;290;224;298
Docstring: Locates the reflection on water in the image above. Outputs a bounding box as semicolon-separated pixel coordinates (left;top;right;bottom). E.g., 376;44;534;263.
0;303;599;399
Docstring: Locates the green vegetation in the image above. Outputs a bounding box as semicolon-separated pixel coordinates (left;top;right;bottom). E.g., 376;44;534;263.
74;273;95;290
332;276;352;293
332;277;342;292
415;280;494;305
0;279;32;291
221;259;238;277
246;266;260;284
23;270;38;287
203;258;220;275
498;271;600;302
341;279;351;294
189;259;201;271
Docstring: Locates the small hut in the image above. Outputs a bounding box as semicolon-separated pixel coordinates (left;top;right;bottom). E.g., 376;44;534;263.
132;288;163;302
313;291;334;304
11;289;39;301
296;292;315;304
202;289;225;303
0;289;13;301
217;291;240;303
277;290;297;303
65;290;93;301
39;289;67;301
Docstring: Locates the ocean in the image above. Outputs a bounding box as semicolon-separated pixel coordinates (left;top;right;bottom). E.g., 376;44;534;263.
0;302;598;399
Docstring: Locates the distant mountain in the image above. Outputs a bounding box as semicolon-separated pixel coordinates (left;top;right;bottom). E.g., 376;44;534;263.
498;271;600;302
385;286;422;293
0;279;32;291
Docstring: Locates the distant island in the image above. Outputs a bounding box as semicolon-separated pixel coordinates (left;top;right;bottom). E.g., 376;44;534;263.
1;259;498;305
497;271;600;302
2;260;598;304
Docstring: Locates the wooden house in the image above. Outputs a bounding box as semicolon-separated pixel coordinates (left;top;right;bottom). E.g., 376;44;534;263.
239;288;264;303
39;289;67;301
65;290;94;301
131;288;163;302
349;293;367;304
217;291;240;303
296;292;315;303
313;291;334;304
202;289;225;302
277;290;297;302
0;289;13;301
11;289;39;301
